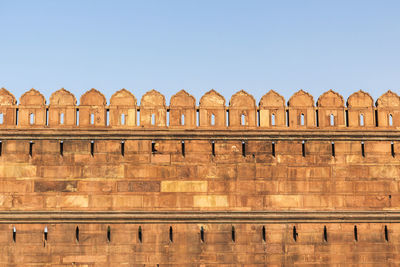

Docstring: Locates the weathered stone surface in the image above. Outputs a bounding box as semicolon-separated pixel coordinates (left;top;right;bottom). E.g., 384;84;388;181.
0;88;398;265
34;181;77;192
161;181;208;192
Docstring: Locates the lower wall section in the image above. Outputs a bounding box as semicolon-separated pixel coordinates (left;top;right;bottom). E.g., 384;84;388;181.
1;222;399;266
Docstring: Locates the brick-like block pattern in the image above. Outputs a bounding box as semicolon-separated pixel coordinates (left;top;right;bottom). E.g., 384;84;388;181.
0;223;398;266
0;139;399;211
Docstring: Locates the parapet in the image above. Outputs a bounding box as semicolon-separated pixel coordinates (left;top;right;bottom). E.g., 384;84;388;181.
0;88;399;129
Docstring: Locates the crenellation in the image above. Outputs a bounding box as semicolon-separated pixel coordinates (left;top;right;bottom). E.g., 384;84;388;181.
0;88;398;129
317;89;346;128
229;90;257;128
140;89;166;127
259;90;286;127
347;90;375;127
169;90;196;128
109;88;137;128
78;88;107;127
288;89;316;128
199;89;226;128
376;90;400;128
18;89;46;127
0;88;17;127
49;88;77;127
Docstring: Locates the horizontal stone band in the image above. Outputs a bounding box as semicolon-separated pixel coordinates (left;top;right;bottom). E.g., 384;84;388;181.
0;211;399;224
0;128;400;141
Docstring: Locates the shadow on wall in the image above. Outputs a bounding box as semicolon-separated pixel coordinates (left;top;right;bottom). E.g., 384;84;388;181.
0;87;398;129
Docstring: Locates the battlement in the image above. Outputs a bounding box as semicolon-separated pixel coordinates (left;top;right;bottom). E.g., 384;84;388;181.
1;88;399;129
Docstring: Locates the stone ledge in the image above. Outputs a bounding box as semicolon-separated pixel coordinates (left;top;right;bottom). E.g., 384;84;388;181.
0;128;400;140
1;210;400;223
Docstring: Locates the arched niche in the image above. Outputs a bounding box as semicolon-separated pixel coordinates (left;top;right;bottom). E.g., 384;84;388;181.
78;88;107;127
140;89;166;127
287;90;315;128
109;89;137;127
317;90;345;128
49;88;77;127
18;88;46;127
199;89;226;127
259;90;286;127
0;88;17;127
347;90;374;127
169;90;196;128
229;90;257;127
376;90;400;127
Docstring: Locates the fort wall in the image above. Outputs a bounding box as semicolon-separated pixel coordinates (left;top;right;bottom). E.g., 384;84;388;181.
0;88;399;266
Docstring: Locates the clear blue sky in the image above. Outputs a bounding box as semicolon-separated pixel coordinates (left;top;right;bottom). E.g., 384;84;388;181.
0;0;399;105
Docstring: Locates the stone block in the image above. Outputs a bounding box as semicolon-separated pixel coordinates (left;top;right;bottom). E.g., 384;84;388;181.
193;195;228;207
60;195;89;208
161;181;207;192
112;195;143;208
117;181;160;192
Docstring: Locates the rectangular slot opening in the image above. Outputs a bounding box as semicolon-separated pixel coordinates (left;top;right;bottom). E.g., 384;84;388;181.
293;226;297;242
211;141;215;157
121;114;127;126
151;141;157;153
385;225;389;242
242;141;246;157
76;109;79;126
13;227;16;243
107;226;111;243
323;225;327;242
302;141;305;157
46;108;49;126
106;109;110;126
0;141;2;157
29;141;33;157
354;225;358;241
76;226;79;243
361;142;365;157
60;141;63;156
271;142;275;157
262;226;266;242
138;226;142;243
169;226;173;243
200;226;205;243
391;142;395;157
181;141;185;157
286;110;289;127
166;109;170;126
331;141;335;157
231;226;236;243
90;141;94;157
121;141;125;156
44;226;48;247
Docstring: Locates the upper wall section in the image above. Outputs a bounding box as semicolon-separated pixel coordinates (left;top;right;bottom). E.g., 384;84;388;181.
0;88;399;129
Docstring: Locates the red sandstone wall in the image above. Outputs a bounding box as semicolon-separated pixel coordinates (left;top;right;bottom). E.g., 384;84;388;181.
0;88;399;266
0;139;398;211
